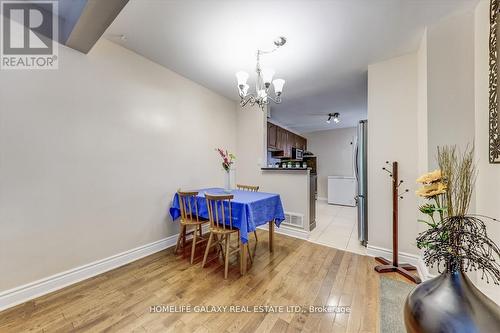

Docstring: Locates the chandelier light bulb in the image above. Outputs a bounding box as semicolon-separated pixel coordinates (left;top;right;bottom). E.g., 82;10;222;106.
333;113;340;123
241;84;249;97
272;79;285;95
327;113;340;124
261;68;275;87
236;71;249;87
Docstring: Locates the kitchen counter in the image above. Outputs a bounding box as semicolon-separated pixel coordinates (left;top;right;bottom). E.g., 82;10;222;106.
261;167;310;171
260;167;316;232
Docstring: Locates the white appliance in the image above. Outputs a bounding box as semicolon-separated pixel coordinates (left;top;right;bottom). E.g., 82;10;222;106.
328;176;357;206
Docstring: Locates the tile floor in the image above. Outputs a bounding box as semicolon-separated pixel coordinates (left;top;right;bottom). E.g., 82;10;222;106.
308;200;367;255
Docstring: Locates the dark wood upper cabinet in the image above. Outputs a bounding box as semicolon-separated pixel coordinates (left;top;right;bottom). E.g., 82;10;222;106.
268;122;307;158
267;122;277;149
293;134;301;149
276;126;286;152
290;133;298;157
297;136;307;151
284;132;292;158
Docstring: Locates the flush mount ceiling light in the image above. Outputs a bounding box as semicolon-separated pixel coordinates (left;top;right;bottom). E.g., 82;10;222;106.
326;113;340;124
236;37;287;111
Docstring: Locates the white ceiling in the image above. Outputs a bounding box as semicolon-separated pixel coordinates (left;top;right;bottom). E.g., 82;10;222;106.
105;0;477;133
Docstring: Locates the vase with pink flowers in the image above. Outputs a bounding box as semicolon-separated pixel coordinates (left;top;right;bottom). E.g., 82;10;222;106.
216;148;235;192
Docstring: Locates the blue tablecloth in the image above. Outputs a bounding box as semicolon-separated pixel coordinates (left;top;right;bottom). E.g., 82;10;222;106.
169;188;285;244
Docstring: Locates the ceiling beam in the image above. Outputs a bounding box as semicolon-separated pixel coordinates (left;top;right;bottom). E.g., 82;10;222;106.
65;0;129;54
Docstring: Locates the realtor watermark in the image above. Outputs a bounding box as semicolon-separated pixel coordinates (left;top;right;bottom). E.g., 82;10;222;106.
0;0;58;69
149;304;351;314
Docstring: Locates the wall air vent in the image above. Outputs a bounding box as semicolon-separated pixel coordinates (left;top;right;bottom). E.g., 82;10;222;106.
282;212;304;228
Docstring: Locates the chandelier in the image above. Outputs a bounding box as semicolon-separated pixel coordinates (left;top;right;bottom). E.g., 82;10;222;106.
235;36;287;110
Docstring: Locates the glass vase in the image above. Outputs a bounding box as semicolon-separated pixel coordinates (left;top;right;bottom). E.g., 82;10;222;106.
223;167;234;193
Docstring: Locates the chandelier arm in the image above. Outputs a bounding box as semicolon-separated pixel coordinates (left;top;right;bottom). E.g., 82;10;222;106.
240;94;256;107
257;47;278;55
257;36;286;55
265;95;282;104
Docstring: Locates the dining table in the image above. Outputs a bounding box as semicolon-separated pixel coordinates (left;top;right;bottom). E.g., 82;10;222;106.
169;187;285;274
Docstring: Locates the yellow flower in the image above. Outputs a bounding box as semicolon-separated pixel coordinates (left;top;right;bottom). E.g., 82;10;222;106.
416;182;447;198
416;169;442;184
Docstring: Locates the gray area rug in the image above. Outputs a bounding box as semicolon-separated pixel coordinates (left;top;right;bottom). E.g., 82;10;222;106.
380;276;415;333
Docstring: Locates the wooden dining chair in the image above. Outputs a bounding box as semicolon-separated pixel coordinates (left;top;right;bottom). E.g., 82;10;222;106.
236;184;260;244
236;184;260;192
202;194;251;279
175;190;208;264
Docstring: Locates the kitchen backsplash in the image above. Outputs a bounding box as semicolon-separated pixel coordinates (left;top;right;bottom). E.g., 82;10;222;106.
267;152;281;166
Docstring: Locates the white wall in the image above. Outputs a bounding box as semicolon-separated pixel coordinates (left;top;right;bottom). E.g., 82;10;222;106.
235;105;310;229
367;53;420;254
367;7;478;251
417;30;428;177
474;0;500;304
304;127;357;199
366;4;499;304
427;10;475;168
0;39;237;291
412;9;477;279
415;31;432;252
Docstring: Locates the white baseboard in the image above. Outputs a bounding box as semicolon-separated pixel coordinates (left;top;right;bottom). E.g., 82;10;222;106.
258;224;310;240
366;245;420;265
0;233;187;312
366;245;435;282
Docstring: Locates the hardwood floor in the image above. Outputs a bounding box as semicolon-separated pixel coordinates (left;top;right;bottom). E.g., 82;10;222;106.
0;231;413;332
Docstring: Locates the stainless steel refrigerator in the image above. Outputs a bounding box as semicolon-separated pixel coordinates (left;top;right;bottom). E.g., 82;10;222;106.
355;120;368;246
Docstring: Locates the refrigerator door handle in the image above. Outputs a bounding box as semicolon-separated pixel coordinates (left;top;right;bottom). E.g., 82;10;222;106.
354;143;359;182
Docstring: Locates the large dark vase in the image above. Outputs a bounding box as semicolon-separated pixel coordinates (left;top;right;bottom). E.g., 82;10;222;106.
404;270;500;333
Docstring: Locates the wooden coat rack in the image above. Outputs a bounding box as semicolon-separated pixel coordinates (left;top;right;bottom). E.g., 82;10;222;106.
374;161;421;284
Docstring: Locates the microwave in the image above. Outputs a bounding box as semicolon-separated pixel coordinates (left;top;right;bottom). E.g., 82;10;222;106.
292;148;303;160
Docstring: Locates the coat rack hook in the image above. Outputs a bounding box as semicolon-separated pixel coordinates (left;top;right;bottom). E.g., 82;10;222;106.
382;167;393;177
398;189;410;197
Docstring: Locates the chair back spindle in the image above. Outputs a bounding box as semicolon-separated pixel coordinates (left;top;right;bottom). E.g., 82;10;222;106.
236;184;259;192
178;190;200;223
205;194;233;230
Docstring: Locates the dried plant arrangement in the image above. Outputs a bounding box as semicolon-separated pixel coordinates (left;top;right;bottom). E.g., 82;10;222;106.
416;145;500;284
